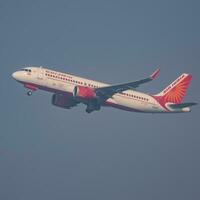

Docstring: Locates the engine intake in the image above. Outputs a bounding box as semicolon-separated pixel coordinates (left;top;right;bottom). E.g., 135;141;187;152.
73;86;96;100
52;94;77;109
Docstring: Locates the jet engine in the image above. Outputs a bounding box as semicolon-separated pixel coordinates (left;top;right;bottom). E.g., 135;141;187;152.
73;86;96;100
51;94;77;109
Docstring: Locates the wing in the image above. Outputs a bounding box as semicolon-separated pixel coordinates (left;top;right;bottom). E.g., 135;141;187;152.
95;68;160;100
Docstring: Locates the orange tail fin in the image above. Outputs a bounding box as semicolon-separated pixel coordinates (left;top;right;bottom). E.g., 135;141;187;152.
155;74;192;104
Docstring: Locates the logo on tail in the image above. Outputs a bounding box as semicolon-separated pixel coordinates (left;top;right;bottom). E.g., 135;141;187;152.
154;74;192;108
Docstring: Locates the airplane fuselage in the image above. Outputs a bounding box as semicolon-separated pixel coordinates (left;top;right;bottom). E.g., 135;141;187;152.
12;67;192;113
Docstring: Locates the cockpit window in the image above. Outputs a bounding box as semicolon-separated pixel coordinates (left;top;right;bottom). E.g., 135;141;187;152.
21;69;31;72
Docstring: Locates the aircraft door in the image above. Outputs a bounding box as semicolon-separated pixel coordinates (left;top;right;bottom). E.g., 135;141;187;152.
37;67;44;80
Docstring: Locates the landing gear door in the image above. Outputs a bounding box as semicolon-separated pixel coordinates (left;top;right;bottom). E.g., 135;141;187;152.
37;67;44;80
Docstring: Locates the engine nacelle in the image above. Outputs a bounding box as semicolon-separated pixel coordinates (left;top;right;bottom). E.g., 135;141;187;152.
73;86;96;99
51;94;76;109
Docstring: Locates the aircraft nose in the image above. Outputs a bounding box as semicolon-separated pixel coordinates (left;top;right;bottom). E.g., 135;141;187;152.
12;72;19;80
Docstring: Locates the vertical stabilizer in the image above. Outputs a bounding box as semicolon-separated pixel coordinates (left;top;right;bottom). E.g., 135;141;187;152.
155;74;192;104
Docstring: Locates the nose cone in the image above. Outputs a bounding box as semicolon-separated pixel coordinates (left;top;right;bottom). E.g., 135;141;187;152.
12;72;17;79
12;71;20;80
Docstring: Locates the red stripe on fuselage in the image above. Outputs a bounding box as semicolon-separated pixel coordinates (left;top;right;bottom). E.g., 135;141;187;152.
151;95;169;111
24;83;38;91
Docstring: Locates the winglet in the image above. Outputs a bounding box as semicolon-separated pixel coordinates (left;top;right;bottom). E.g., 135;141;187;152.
150;68;160;80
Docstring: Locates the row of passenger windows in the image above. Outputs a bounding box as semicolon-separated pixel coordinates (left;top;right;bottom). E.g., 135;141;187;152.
46;73;78;82
122;93;149;101
46;71;70;78
45;73;98;88
45;73;149;102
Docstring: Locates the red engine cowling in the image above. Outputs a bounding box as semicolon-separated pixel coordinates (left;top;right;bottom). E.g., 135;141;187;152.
52;94;77;109
73;86;96;99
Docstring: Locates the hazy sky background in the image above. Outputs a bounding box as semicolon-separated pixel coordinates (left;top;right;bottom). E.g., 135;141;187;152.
0;0;200;199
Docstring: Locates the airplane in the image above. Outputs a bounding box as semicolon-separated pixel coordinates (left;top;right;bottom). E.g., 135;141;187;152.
12;66;197;113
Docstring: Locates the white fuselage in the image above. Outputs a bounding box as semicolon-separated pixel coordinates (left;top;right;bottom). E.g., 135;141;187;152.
12;67;186;113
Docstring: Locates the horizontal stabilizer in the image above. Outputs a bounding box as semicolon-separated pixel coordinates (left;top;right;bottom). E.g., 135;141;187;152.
169;102;198;109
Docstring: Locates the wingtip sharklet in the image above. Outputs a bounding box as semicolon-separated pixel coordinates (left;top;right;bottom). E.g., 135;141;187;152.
151;68;160;79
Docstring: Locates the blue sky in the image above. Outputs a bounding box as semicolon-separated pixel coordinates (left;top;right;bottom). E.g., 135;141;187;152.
0;0;200;199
